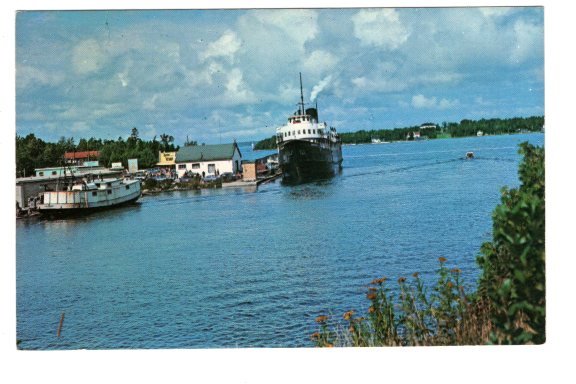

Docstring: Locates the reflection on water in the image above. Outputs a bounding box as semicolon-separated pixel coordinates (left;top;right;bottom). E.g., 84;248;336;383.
16;133;544;350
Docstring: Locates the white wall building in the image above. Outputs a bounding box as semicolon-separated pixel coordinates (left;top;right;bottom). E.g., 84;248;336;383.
175;143;243;178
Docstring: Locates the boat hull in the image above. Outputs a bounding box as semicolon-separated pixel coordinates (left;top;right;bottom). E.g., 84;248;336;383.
279;139;342;184
37;193;141;218
36;179;142;218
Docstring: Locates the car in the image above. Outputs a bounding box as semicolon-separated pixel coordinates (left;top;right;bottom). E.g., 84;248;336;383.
203;175;218;182
220;172;235;182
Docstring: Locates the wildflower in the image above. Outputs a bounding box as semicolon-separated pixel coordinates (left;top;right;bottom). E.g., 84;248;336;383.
367;287;377;292
447;281;454;288
310;332;320;340
315;315;328;324
438;257;447;263
366;292;377;300
451;268;461;274
368;306;376;313
325;343;334;348
412;272;420;278
398;277;407;284
349;326;355;333
370;277;387;285
343;310;355;320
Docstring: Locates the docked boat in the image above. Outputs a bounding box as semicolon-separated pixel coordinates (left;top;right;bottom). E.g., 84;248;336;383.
275;73;343;183
34;175;141;216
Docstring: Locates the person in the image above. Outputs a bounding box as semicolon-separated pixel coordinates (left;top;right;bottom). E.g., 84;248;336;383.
202;171;205;179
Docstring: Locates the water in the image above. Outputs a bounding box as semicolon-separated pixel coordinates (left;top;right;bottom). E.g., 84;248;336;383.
16;133;544;349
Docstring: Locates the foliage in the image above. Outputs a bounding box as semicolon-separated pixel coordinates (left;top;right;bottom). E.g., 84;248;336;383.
313;142;545;346
15;129;179;177
312;259;491;347
253;135;277;150
476;142;545;344
252;115;544;149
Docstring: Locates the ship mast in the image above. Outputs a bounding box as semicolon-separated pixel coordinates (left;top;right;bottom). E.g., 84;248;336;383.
299;72;305;115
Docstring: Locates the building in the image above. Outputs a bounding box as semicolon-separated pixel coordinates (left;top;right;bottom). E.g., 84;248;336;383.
175;143;243;178
64;151;100;165
157;151;176;171
241;161;257;181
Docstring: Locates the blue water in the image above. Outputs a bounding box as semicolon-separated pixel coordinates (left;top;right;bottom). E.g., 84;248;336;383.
16;133;544;349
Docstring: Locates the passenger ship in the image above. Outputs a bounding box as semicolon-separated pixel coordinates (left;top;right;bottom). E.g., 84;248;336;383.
275;74;343;183
35;175;141;216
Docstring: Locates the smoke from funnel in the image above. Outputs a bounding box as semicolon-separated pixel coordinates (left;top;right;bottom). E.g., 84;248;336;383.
310;75;332;102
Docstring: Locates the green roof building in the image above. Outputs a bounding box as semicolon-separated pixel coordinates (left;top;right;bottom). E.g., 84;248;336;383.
175;143;243;178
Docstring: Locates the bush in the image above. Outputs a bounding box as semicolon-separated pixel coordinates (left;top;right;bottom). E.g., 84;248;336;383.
312;142;545;346
476;142;545;344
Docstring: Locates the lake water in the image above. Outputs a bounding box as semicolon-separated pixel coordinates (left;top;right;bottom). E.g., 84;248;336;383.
16;133;544;349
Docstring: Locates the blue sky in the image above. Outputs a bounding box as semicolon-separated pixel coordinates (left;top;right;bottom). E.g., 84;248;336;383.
16;7;544;144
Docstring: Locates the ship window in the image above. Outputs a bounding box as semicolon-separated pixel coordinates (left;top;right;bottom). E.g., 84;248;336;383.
107;182;112;187
39;172;44;176
52;171;57;175
308;129;311;134
292;131;295;136
126;185;130;190
298;130;301;134
318;129;323;135
313;129;316;134
92;191;97;196
107;190;112;195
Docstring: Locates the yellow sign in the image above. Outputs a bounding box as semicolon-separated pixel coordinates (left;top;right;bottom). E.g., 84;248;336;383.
158;151;176;165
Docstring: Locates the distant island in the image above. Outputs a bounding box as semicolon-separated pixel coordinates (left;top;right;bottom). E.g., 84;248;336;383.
253;116;544;150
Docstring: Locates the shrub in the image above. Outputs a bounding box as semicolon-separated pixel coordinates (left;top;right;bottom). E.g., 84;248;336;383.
312;142;545;346
476;142;545;344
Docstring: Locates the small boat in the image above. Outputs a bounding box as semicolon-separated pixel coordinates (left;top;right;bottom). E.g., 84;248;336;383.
35;175;141;216
466;151;475;159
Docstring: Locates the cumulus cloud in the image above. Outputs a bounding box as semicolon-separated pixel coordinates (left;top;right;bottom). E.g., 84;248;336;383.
351;9;409;49
199;30;242;63
72;39;109;75
412;94;459;109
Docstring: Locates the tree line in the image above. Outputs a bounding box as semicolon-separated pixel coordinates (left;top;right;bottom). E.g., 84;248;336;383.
254;115;544;150
15;128;184;177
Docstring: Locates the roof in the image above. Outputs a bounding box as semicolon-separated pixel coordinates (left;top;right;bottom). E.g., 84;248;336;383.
176;143;241;163
64;151;100;160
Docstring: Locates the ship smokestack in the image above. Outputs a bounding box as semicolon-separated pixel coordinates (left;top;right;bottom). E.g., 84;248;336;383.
299;72;305;115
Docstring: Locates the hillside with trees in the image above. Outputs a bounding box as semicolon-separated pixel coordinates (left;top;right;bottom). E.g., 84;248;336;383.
16;127;179;177
253;116;544;150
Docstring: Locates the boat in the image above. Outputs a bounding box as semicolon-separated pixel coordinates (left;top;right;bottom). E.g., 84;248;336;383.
275;73;343;183
34;174;141;216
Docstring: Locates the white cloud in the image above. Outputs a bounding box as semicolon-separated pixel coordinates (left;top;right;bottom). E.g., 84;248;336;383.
200;30;242;63
510;19;544;64
302;50;338;77
479;7;515;18
412;94;459;109
351;9;409;49
17;65;65;89
72;39;109;75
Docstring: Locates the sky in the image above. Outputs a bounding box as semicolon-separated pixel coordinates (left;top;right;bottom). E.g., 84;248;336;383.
16;7;544;145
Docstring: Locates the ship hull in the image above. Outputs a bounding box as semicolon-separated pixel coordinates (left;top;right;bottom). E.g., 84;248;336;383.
36;179;142;218
37;193;141;218
279;140;342;184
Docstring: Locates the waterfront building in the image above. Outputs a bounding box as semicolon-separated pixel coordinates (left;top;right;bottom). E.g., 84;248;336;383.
175;143;243;178
157;151;176;173
64;150;100;165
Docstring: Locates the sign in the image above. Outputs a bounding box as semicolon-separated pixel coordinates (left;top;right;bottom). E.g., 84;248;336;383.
158;151;176;165
128;158;138;173
111;162;123;169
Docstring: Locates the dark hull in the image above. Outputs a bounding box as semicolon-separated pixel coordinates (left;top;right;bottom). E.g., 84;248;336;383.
279;139;342;184
38;194;141;219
